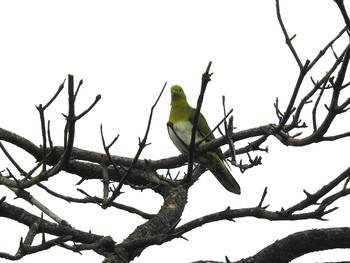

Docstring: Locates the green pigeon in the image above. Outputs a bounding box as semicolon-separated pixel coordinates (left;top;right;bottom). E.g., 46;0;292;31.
167;85;241;194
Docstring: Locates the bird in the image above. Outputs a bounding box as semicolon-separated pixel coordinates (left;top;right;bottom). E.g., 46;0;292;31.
167;85;241;194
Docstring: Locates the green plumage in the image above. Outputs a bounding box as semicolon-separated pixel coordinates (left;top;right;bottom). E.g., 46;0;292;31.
168;85;241;194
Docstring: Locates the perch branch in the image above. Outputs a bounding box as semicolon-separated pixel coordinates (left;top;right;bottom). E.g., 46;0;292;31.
187;61;213;181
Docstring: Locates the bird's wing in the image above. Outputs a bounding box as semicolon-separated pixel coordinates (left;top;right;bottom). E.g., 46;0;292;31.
189;108;215;141
189;109;226;159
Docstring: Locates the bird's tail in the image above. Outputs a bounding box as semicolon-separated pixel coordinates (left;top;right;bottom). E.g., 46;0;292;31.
202;153;241;194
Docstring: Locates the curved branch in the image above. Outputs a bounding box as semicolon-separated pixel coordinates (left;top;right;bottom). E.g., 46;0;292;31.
191;228;350;263
237;227;350;263
107;185;189;262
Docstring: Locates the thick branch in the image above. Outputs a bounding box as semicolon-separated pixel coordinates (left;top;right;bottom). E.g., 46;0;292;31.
191;228;350;263
0;201;103;244
236;227;350;263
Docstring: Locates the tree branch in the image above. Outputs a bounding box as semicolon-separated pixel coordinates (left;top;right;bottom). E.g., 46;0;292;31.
187;61;213;181
101;82;166;208
191;228;350;263
275;0;302;68
236;227;350;263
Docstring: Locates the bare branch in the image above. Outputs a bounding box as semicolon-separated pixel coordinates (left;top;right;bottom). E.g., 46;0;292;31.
236;227;350;263
38;182;155;219
187;61;213;181
273;60;310;134
258;187;268;208
308;26;347;70
0;141;27;176
35;78;66;171
74;94;101;121
7;187;66;224
197;108;233;146
102;82;167;207
275;0;302;68
334;0;350;32
282;165;350;215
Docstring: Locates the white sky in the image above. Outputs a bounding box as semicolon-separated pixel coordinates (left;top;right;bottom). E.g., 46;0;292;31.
1;1;350;262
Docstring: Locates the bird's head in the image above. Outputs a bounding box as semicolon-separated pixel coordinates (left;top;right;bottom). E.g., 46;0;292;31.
170;85;187;105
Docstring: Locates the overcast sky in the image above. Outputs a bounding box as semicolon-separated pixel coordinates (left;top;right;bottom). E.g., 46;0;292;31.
1;1;350;262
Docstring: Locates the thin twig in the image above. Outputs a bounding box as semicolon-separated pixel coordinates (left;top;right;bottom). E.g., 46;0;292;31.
36;104;48;171
74;79;83;100
37;182;154;219
312;80;328;131
308;26;347;70
74;95;101;121
275;0;302;69
0;141;27;176
196;108;233;146
100;124;123;189
221;96;236;164
273;60;310;134
258;187;268;208
35;79;66;171
102;82;167;207
293;44;350;137
42;79;66;111
47;120;54;151
282;165;350;215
